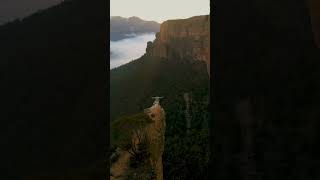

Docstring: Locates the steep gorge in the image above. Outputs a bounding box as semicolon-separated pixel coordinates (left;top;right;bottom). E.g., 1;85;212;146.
110;15;210;122
110;15;210;179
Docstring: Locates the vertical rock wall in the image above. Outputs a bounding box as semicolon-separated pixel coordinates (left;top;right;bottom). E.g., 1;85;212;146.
146;15;210;75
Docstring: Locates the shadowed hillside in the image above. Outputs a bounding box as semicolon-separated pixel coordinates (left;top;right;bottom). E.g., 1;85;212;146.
0;0;61;25
0;0;107;179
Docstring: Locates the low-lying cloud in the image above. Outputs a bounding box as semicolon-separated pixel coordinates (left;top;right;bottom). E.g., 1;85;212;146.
110;33;156;69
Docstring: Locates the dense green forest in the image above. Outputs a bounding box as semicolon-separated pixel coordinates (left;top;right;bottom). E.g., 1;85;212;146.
110;55;210;179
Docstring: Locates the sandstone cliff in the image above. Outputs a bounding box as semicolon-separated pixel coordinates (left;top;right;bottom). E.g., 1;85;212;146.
146;15;210;75
144;103;166;180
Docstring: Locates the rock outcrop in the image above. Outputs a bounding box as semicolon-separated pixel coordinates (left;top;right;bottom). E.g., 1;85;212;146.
110;102;166;180
144;103;166;180
146;15;210;75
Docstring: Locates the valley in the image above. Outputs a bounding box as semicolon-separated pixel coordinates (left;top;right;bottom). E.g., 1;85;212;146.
110;15;210;179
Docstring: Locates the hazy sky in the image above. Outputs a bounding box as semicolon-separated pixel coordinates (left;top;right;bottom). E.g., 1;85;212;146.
110;0;210;23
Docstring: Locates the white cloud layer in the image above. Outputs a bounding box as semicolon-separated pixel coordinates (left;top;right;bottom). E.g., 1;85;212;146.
110;33;156;69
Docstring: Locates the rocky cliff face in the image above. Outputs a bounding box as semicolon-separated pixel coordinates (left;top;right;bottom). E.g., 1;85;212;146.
146;15;210;75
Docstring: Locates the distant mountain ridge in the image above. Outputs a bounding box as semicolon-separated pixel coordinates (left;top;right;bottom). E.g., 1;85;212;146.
110;16;160;41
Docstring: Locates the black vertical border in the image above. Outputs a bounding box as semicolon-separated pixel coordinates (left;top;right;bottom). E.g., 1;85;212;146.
209;0;215;179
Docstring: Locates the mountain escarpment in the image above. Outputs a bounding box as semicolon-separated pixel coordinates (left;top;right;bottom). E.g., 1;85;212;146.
146;15;210;75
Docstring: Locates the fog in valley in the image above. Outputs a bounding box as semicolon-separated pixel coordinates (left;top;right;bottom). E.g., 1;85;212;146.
110;33;156;69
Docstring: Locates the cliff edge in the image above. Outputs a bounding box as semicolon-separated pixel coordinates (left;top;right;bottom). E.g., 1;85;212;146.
146;15;210;75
